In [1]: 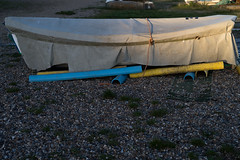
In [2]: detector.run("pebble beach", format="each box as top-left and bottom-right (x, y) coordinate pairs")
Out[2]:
(0, 0), (240, 159)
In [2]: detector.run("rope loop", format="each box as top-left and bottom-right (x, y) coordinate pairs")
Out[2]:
(142, 18), (154, 77)
(149, 38), (154, 45)
(146, 18), (154, 45)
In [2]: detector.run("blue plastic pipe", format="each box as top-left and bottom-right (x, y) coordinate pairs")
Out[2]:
(184, 72), (195, 80)
(29, 66), (142, 82)
(111, 74), (128, 84)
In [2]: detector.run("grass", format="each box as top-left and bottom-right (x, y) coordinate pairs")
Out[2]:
(135, 119), (141, 125)
(81, 6), (105, 10)
(99, 128), (119, 139)
(9, 82), (17, 86)
(108, 139), (120, 146)
(206, 150), (222, 160)
(54, 129), (67, 141)
(150, 108), (168, 118)
(125, 0), (145, 2)
(149, 139), (176, 150)
(119, 95), (132, 101)
(34, 87), (42, 91)
(0, 0), (30, 10)
(177, 2), (214, 10)
(97, 128), (119, 146)
(121, 95), (141, 109)
(132, 111), (142, 117)
(130, 97), (141, 102)
(129, 102), (138, 109)
(99, 154), (115, 160)
(175, 2), (233, 13)
(190, 138), (205, 147)
(94, 7), (233, 19)
(56, 10), (76, 15)
(24, 96), (30, 100)
(102, 89), (116, 99)
(151, 100), (159, 105)
(22, 154), (38, 160)
(43, 99), (56, 105)
(48, 151), (64, 159)
(200, 129), (216, 139)
(27, 105), (46, 115)
(70, 147), (82, 156)
(42, 126), (51, 132)
(5, 64), (15, 68)
(176, 105), (187, 109)
(99, 128), (111, 135)
(134, 126), (145, 134)
(86, 134), (96, 143)
(95, 9), (174, 19)
(91, 0), (240, 19)
(188, 152), (199, 160)
(71, 92), (85, 97)
(220, 144), (238, 155)
(108, 132), (118, 139)
(6, 87), (20, 93)
(20, 128), (31, 133)
(119, 95), (140, 102)
(146, 119), (156, 126)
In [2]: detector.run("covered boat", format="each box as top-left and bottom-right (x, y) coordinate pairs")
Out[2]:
(4, 15), (238, 72)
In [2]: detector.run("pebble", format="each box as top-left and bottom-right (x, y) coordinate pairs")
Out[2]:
(0, 6), (240, 160)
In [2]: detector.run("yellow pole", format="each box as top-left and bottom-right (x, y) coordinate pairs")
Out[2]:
(37, 70), (69, 75)
(236, 65), (240, 74)
(129, 61), (224, 78)
(195, 70), (208, 77)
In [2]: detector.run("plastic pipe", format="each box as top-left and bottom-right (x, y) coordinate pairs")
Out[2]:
(29, 66), (142, 82)
(130, 61), (224, 78)
(236, 65), (240, 74)
(111, 74), (128, 84)
(184, 72), (195, 80)
(37, 66), (127, 75)
(195, 70), (208, 77)
(37, 70), (69, 75)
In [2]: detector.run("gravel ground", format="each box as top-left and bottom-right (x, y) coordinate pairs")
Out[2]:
(1, 1), (240, 160)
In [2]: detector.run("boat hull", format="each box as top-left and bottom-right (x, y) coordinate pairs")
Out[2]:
(5, 15), (238, 72)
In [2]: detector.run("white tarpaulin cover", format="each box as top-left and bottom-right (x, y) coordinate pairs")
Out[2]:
(4, 15), (238, 72)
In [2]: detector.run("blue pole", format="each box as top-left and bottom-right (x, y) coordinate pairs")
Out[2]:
(111, 74), (128, 84)
(184, 72), (195, 80)
(29, 66), (142, 82)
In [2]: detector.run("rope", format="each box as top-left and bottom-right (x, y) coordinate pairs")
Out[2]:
(142, 18), (154, 77)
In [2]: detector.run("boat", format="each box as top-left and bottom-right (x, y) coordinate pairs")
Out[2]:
(185, 0), (221, 5)
(4, 15), (238, 72)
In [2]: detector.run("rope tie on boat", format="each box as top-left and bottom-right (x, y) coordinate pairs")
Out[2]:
(143, 18), (154, 77)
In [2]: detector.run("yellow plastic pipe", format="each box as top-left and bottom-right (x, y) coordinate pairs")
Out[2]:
(236, 65), (240, 74)
(129, 61), (224, 78)
(37, 70), (69, 75)
(195, 70), (208, 77)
